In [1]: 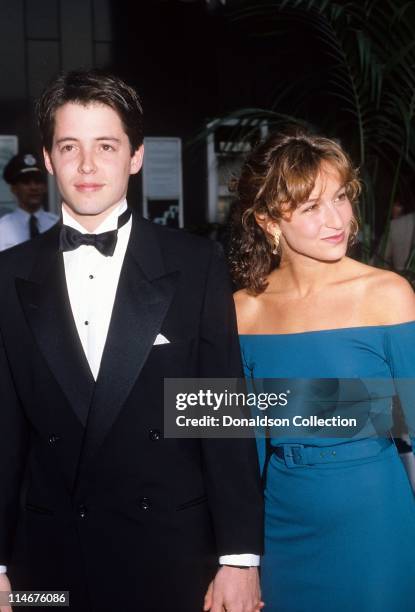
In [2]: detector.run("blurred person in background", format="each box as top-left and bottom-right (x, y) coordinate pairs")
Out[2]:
(0, 152), (58, 251)
(384, 207), (415, 272)
(383, 187), (415, 273)
(391, 198), (404, 220)
(383, 196), (415, 491)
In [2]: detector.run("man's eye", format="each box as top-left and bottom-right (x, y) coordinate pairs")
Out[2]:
(101, 144), (114, 151)
(61, 144), (74, 152)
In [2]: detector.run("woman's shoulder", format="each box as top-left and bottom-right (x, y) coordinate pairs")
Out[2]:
(233, 288), (263, 333)
(233, 287), (261, 309)
(352, 261), (415, 325)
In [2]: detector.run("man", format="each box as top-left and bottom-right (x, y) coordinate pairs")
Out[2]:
(382, 207), (415, 494)
(0, 153), (58, 251)
(384, 210), (415, 271)
(0, 71), (263, 612)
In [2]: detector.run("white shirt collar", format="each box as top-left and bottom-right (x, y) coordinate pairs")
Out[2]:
(61, 199), (128, 234)
(15, 207), (42, 221)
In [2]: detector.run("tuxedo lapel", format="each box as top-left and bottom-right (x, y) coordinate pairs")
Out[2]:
(78, 215), (179, 471)
(15, 225), (95, 426)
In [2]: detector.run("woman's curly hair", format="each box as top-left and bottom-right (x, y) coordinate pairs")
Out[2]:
(229, 129), (361, 295)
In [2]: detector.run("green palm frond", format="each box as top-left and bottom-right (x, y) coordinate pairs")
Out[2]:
(202, 0), (415, 263)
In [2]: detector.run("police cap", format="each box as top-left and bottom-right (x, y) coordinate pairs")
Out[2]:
(3, 152), (46, 184)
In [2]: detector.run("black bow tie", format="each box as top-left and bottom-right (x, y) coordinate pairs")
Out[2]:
(60, 208), (131, 257)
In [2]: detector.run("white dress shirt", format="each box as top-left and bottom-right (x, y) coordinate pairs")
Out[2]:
(0, 207), (58, 251)
(0, 201), (259, 573)
(62, 200), (131, 380)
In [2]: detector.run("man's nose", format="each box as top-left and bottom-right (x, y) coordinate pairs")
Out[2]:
(78, 151), (96, 174)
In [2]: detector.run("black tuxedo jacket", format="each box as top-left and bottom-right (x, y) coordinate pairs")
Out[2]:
(0, 213), (263, 611)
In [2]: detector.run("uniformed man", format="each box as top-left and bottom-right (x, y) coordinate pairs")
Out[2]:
(0, 152), (58, 251)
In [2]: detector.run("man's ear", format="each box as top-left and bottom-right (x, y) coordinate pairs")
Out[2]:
(130, 144), (144, 175)
(254, 211), (279, 238)
(43, 148), (54, 175)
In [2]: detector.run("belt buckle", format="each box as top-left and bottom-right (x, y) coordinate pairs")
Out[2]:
(283, 444), (306, 468)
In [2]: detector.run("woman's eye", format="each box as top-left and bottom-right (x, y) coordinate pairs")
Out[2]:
(303, 204), (318, 213)
(335, 192), (347, 203)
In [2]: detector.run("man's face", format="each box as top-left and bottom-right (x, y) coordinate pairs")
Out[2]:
(43, 102), (143, 230)
(11, 175), (47, 213)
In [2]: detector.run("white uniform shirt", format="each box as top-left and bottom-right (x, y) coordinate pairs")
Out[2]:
(0, 208), (58, 251)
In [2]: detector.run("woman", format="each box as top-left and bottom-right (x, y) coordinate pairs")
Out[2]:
(231, 131), (415, 612)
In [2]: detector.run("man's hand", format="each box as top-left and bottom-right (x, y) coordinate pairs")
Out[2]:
(0, 573), (12, 612)
(203, 566), (264, 612)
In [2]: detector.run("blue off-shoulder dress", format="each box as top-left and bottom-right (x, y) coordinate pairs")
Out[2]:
(240, 322), (415, 612)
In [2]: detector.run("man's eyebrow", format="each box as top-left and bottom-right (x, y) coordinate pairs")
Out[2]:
(55, 137), (78, 144)
(55, 136), (121, 144)
(96, 137), (121, 142)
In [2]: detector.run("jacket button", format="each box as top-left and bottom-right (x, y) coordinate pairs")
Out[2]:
(78, 505), (88, 519)
(139, 497), (151, 511)
(49, 434), (60, 444)
(149, 429), (161, 441)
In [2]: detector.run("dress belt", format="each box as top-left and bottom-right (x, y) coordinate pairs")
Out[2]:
(272, 438), (393, 468)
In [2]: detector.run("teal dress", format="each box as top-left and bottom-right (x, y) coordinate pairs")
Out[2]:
(240, 322), (415, 612)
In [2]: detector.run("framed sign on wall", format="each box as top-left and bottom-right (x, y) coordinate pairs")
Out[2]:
(142, 137), (183, 228)
(0, 136), (18, 216)
(206, 120), (268, 225)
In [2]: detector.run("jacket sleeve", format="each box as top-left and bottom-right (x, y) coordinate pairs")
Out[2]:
(0, 328), (29, 565)
(198, 242), (264, 556)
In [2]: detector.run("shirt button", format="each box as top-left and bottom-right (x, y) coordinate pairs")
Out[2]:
(84, 321), (89, 326)
(78, 505), (88, 519)
(89, 275), (94, 279)
(139, 497), (151, 511)
(48, 434), (60, 444)
(149, 429), (161, 441)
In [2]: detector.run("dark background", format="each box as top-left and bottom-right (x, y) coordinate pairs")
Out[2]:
(0, 0), (332, 228)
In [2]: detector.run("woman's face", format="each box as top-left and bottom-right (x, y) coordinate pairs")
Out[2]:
(278, 163), (353, 262)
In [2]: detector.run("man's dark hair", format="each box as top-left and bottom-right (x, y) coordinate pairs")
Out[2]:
(36, 69), (144, 154)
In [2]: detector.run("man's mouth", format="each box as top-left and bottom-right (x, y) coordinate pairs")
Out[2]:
(74, 183), (104, 192)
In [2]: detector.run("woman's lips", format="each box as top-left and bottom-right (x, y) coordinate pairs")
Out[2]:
(74, 183), (104, 192)
(322, 231), (345, 244)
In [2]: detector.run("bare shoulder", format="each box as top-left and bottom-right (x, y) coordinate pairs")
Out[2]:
(361, 266), (415, 325)
(233, 288), (262, 333)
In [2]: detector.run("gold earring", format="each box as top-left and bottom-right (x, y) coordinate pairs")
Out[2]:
(272, 229), (281, 254)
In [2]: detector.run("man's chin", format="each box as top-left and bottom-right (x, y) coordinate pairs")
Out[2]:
(73, 208), (115, 218)
(64, 201), (110, 217)
(62, 200), (123, 228)
(24, 202), (43, 212)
